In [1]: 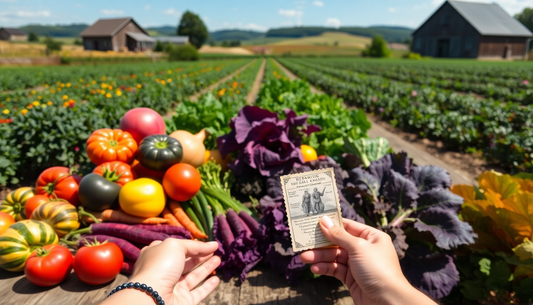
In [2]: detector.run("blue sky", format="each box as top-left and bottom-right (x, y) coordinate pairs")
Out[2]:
(0, 0), (531, 31)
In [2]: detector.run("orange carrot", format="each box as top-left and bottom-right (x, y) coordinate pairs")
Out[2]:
(162, 207), (183, 227)
(101, 210), (169, 225)
(168, 201), (208, 239)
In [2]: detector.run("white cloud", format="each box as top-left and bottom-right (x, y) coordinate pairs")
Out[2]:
(325, 17), (341, 28)
(144, 5), (151, 10)
(0, 10), (51, 17)
(100, 9), (124, 15)
(313, 1), (324, 6)
(431, 0), (444, 6)
(388, 7), (397, 12)
(244, 23), (268, 31)
(163, 8), (181, 17)
(278, 9), (303, 17)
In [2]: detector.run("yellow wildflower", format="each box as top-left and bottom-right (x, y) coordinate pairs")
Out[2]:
(116, 90), (122, 97)
(44, 84), (49, 88)
(106, 93), (112, 98)
(41, 104), (46, 108)
(101, 90), (106, 95)
(57, 87), (62, 92)
(21, 109), (28, 115)
(160, 80), (166, 85)
(101, 83), (108, 89)
(5, 98), (10, 102)
(27, 104), (33, 109)
(79, 78), (84, 82)
(2, 109), (9, 114)
(31, 90), (36, 94)
(136, 84), (142, 89)
(167, 78), (172, 83)
(66, 83), (71, 88)
(218, 88), (226, 96)
(62, 95), (68, 100)
(37, 96), (42, 100)
(92, 80), (97, 84)
(102, 76), (107, 81)
(50, 89), (56, 94)
(60, 83), (65, 88)
(32, 101), (40, 106)
(108, 85), (113, 90)
(47, 101), (53, 106)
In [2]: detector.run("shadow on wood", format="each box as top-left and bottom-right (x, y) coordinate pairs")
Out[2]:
(12, 277), (54, 294)
(0, 269), (23, 280)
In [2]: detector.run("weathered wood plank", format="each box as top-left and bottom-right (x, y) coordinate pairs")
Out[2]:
(200, 274), (241, 305)
(238, 266), (291, 305)
(74, 274), (128, 305)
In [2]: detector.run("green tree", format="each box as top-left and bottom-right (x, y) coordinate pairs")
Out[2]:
(73, 38), (83, 45)
(168, 45), (199, 61)
(28, 32), (38, 42)
(44, 37), (63, 52)
(515, 8), (533, 32)
(177, 11), (208, 49)
(153, 40), (164, 52)
(363, 35), (391, 58)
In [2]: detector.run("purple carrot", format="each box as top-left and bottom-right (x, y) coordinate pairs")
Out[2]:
(121, 260), (135, 274)
(76, 223), (170, 245)
(79, 234), (141, 261)
(217, 214), (234, 251)
(238, 211), (261, 239)
(133, 224), (192, 239)
(226, 209), (251, 237)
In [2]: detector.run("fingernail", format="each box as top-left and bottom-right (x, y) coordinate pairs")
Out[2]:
(321, 216), (334, 229)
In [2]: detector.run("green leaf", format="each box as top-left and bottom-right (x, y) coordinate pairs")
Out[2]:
(479, 258), (491, 276)
(344, 136), (391, 167)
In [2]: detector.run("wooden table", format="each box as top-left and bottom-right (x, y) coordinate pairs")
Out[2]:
(0, 265), (354, 305)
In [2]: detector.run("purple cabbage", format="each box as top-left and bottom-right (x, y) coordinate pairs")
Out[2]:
(217, 106), (321, 177)
(213, 212), (263, 282)
(343, 152), (476, 300)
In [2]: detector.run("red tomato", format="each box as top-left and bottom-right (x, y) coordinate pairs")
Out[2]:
(73, 242), (123, 285)
(131, 159), (165, 181)
(35, 167), (81, 206)
(86, 129), (138, 166)
(163, 163), (201, 201)
(120, 108), (166, 144)
(25, 195), (50, 219)
(0, 212), (15, 235)
(93, 161), (136, 187)
(25, 244), (73, 287)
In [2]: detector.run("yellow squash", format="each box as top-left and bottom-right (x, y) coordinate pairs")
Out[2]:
(31, 201), (80, 237)
(0, 187), (35, 221)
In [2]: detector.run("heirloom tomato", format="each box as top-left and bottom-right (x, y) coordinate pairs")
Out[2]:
(86, 129), (138, 166)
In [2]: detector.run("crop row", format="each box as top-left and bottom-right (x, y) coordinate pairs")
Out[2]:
(302, 58), (533, 104)
(0, 60), (252, 186)
(278, 58), (533, 172)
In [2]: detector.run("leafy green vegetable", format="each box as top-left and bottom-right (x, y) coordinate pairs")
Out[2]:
(343, 137), (391, 167)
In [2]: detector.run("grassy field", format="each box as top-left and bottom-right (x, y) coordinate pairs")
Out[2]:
(272, 32), (371, 48)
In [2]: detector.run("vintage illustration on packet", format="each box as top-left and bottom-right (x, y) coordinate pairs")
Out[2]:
(280, 168), (343, 252)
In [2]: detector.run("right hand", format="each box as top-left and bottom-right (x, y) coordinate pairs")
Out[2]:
(300, 217), (436, 305)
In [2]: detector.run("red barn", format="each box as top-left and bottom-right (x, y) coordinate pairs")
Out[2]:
(411, 0), (533, 59)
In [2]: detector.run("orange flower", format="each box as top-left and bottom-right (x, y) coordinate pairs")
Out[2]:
(21, 109), (28, 115)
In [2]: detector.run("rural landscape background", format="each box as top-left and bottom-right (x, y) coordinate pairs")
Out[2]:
(1, 1), (533, 305)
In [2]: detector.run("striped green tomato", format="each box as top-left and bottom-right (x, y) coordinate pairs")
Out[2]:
(0, 220), (58, 272)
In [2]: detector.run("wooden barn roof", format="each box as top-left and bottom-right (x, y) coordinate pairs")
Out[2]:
(80, 17), (148, 37)
(0, 28), (26, 35)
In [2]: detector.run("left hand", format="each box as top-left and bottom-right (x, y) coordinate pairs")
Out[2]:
(129, 239), (221, 305)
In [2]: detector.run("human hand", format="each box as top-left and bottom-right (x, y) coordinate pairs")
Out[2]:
(104, 238), (220, 305)
(300, 217), (436, 305)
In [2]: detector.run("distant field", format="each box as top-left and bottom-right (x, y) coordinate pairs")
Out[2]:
(272, 32), (372, 48)
(241, 37), (287, 45)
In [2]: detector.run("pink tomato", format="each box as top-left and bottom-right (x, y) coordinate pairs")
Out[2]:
(119, 108), (166, 144)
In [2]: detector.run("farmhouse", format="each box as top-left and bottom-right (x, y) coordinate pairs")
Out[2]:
(411, 0), (533, 59)
(80, 17), (154, 52)
(0, 28), (28, 41)
(154, 36), (189, 46)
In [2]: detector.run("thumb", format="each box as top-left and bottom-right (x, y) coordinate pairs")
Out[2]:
(319, 216), (362, 253)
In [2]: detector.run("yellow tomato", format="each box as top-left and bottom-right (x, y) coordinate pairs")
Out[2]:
(119, 178), (165, 217)
(301, 145), (318, 163)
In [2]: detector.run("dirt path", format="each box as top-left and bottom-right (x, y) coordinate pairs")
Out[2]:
(273, 59), (323, 94)
(163, 60), (256, 119)
(273, 59), (479, 185)
(246, 59), (266, 104)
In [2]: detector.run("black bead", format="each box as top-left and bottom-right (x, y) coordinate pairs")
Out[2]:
(133, 282), (140, 289)
(127, 282), (134, 288)
(146, 287), (153, 293)
(158, 300), (165, 305)
(121, 283), (128, 289)
(140, 284), (147, 291)
(152, 291), (159, 298)
(116, 286), (122, 291)
(155, 295), (162, 302)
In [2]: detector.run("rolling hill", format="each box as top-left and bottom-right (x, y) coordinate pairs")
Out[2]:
(272, 32), (371, 48)
(266, 26), (413, 43)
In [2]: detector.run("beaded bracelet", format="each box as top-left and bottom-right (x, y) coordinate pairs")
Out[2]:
(107, 281), (165, 305)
